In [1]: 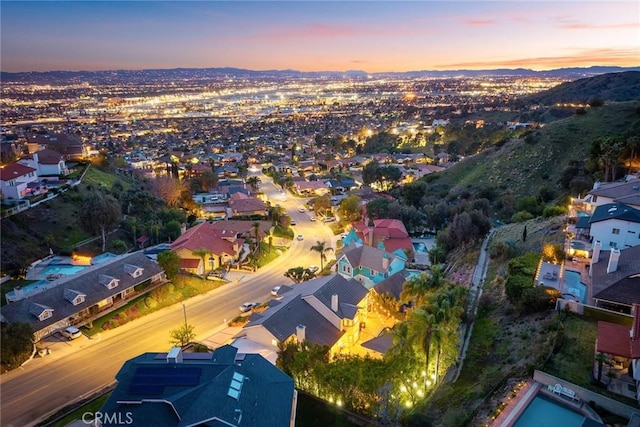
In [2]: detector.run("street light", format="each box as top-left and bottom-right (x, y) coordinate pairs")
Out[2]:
(181, 302), (188, 328)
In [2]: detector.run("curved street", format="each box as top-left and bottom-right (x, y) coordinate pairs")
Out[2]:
(0, 173), (338, 427)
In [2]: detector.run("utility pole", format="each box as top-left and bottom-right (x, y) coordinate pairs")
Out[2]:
(181, 302), (188, 327)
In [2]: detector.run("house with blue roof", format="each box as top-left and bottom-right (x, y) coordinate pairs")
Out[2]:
(336, 241), (408, 289)
(99, 345), (297, 427)
(588, 203), (640, 250)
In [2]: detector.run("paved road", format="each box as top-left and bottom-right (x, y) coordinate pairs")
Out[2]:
(0, 174), (338, 427)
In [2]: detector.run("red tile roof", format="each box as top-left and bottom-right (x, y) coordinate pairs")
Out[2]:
(171, 222), (243, 256)
(0, 163), (37, 181)
(596, 321), (631, 358)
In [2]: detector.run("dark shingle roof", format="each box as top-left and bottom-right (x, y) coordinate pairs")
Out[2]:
(0, 252), (163, 334)
(589, 203), (640, 224)
(374, 269), (414, 300)
(592, 246), (640, 305)
(100, 345), (295, 427)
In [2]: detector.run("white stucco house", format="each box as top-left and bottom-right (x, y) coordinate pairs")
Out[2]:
(0, 163), (39, 200)
(588, 203), (640, 250)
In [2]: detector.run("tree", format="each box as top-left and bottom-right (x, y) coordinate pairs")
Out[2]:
(246, 176), (260, 192)
(366, 198), (392, 220)
(400, 266), (445, 308)
(310, 241), (333, 271)
(153, 176), (187, 207)
(1, 322), (34, 370)
(284, 267), (314, 283)
(158, 250), (181, 279)
(192, 248), (211, 275)
(80, 192), (121, 252)
(169, 323), (196, 347)
(522, 225), (528, 242)
(337, 195), (363, 223)
(362, 160), (380, 187)
(313, 195), (331, 217)
(252, 222), (261, 254)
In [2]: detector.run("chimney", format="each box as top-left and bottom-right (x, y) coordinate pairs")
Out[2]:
(180, 223), (187, 235)
(592, 241), (601, 263)
(166, 347), (183, 364)
(296, 324), (306, 342)
(331, 294), (339, 312)
(593, 180), (601, 190)
(607, 248), (621, 274)
(13, 286), (24, 300)
(33, 152), (39, 165)
(382, 253), (390, 270)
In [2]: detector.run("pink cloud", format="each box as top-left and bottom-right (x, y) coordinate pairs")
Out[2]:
(438, 47), (640, 70)
(464, 19), (495, 27)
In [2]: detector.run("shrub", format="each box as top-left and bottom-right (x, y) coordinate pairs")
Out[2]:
(543, 205), (568, 218)
(511, 211), (534, 223)
(145, 296), (158, 309)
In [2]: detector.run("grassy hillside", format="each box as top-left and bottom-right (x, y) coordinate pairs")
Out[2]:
(523, 71), (640, 105)
(432, 100), (640, 199)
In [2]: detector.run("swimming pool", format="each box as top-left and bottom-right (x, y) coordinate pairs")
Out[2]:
(412, 242), (427, 253)
(571, 241), (586, 250)
(563, 271), (587, 303)
(39, 264), (87, 277)
(514, 395), (585, 427)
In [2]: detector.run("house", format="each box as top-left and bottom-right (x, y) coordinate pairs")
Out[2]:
(235, 274), (369, 358)
(26, 132), (88, 161)
(0, 163), (39, 200)
(171, 222), (247, 273)
(588, 203), (640, 251)
(595, 303), (640, 402)
(577, 179), (640, 214)
(351, 218), (414, 257)
(99, 345), (297, 427)
(591, 245), (640, 312)
(0, 252), (164, 341)
(18, 149), (68, 176)
(324, 178), (357, 194)
(372, 269), (420, 312)
(336, 242), (408, 289)
(293, 180), (330, 196)
(228, 194), (267, 218)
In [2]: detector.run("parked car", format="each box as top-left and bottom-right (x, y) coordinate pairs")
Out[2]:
(290, 219), (296, 226)
(309, 216), (316, 221)
(323, 217), (336, 223)
(60, 326), (82, 340)
(239, 302), (259, 313)
(297, 234), (304, 241)
(298, 207), (305, 213)
(271, 286), (282, 297)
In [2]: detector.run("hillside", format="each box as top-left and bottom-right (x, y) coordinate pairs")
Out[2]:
(432, 100), (640, 200)
(522, 71), (640, 105)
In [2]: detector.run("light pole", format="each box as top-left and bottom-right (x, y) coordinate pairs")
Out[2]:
(181, 302), (188, 328)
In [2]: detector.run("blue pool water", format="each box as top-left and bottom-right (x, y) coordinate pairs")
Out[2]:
(514, 395), (585, 427)
(563, 271), (587, 303)
(571, 241), (586, 250)
(40, 265), (87, 276)
(412, 242), (427, 253)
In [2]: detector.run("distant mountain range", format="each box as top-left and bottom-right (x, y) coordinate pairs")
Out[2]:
(2, 66), (640, 85)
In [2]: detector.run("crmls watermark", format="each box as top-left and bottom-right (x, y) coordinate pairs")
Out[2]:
(81, 411), (134, 425)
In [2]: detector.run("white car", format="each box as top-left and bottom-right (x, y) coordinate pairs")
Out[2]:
(60, 326), (82, 340)
(309, 216), (316, 221)
(298, 207), (305, 213)
(271, 286), (281, 297)
(297, 234), (304, 241)
(239, 302), (259, 313)
(290, 219), (296, 226)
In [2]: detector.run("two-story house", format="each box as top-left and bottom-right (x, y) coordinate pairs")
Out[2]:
(336, 242), (408, 289)
(0, 163), (39, 200)
(100, 345), (297, 427)
(234, 274), (369, 359)
(588, 203), (640, 251)
(591, 244), (640, 312)
(18, 149), (68, 177)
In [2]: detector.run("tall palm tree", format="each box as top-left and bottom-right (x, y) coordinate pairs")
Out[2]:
(310, 240), (333, 271)
(400, 265), (446, 308)
(191, 248), (211, 276)
(408, 308), (436, 389)
(252, 222), (261, 254)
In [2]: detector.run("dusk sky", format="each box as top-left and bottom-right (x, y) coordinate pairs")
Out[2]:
(1, 1), (639, 73)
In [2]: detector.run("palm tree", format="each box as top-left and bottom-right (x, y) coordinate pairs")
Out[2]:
(246, 176), (260, 192)
(266, 229), (273, 253)
(252, 222), (261, 254)
(310, 240), (333, 272)
(408, 308), (436, 390)
(191, 248), (211, 276)
(400, 265), (446, 308)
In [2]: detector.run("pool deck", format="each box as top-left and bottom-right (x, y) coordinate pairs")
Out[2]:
(411, 237), (435, 266)
(492, 380), (540, 426)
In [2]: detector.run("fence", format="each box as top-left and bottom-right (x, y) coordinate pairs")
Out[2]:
(556, 299), (633, 325)
(533, 370), (640, 420)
